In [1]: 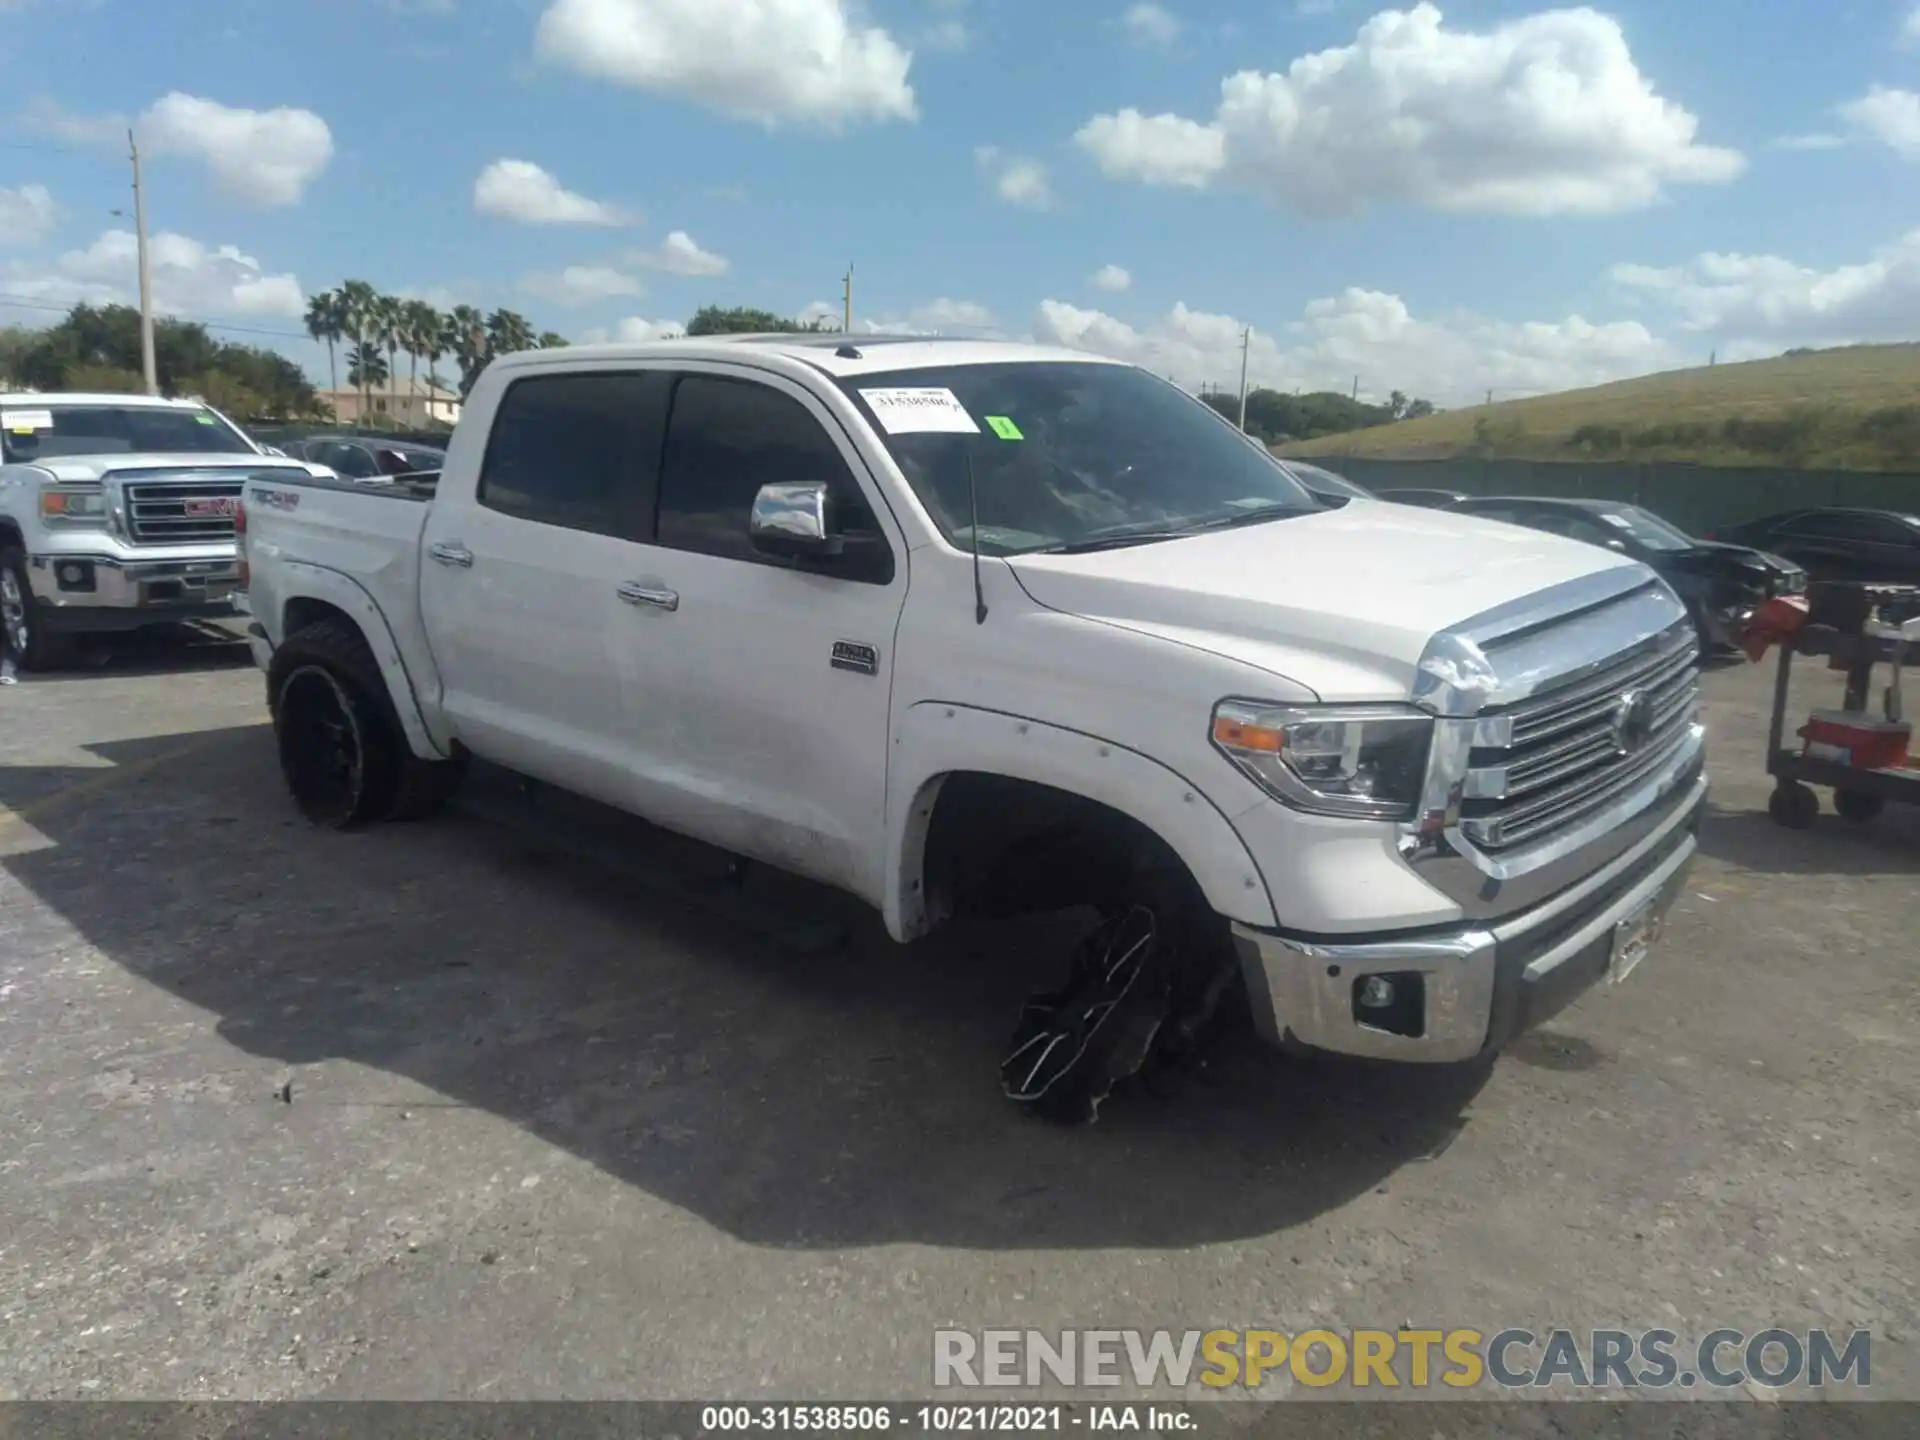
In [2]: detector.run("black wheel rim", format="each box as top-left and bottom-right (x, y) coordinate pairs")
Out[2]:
(279, 665), (364, 822)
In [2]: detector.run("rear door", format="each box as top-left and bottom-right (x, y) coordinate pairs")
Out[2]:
(418, 368), (670, 801)
(606, 366), (909, 901)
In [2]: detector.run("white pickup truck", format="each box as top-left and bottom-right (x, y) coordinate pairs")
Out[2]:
(241, 336), (1707, 1119)
(0, 392), (334, 669)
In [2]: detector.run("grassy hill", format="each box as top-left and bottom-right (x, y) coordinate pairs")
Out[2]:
(1279, 343), (1920, 471)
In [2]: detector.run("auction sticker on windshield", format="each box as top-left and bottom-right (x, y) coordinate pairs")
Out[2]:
(859, 387), (981, 435)
(2, 409), (53, 432)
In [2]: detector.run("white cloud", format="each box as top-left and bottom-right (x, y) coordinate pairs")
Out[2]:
(474, 159), (634, 225)
(975, 146), (1054, 209)
(1034, 292), (1673, 406)
(1090, 263), (1132, 293)
(534, 0), (916, 128)
(1610, 229), (1920, 347)
(521, 264), (646, 306)
(138, 93), (334, 206)
(902, 297), (997, 331)
(628, 229), (729, 276)
(580, 316), (689, 342)
(1905, 4), (1920, 42)
(1123, 3), (1180, 46)
(1837, 86), (1920, 160)
(798, 299), (840, 328)
(0, 185), (55, 247)
(2, 228), (306, 319)
(1076, 2), (1743, 216)
(801, 296), (998, 335)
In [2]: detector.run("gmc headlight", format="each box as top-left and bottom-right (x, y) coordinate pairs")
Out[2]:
(1211, 701), (1433, 821)
(40, 486), (108, 525)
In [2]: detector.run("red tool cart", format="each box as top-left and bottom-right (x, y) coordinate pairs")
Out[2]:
(1745, 582), (1920, 829)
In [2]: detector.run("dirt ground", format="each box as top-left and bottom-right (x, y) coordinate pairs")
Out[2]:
(1, 627), (1915, 1418)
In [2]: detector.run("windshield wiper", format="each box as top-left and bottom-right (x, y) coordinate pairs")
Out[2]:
(1184, 502), (1316, 532)
(1036, 530), (1193, 555)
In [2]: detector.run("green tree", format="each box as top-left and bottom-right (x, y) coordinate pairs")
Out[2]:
(371, 293), (402, 409)
(444, 305), (489, 399)
(685, 305), (811, 336)
(337, 279), (379, 418)
(305, 290), (346, 399)
(485, 308), (535, 358)
(399, 299), (443, 414)
(537, 331), (569, 349)
(346, 342), (389, 394)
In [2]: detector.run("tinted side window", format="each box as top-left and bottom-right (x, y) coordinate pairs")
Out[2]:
(317, 441), (378, 479)
(1791, 512), (1862, 540)
(656, 374), (882, 565)
(478, 372), (665, 537)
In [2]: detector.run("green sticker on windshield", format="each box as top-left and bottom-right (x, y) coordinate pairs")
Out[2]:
(985, 415), (1023, 440)
(195, 413), (217, 424)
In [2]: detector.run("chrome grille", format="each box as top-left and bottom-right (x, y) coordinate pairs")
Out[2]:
(125, 479), (244, 544)
(1460, 622), (1700, 853)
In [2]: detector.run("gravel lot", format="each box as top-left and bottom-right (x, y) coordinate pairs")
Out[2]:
(1, 628), (1915, 1414)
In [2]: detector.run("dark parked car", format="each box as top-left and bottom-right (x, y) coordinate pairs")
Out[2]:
(1274, 459), (1375, 507)
(1704, 507), (1920, 586)
(1377, 487), (1469, 509)
(1447, 495), (1806, 651)
(282, 436), (447, 481)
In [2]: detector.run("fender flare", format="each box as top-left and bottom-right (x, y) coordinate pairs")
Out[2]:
(883, 701), (1277, 942)
(273, 560), (448, 762)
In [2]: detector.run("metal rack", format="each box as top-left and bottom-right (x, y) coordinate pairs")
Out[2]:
(1765, 603), (1920, 828)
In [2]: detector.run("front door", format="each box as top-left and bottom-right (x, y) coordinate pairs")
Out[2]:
(607, 366), (909, 903)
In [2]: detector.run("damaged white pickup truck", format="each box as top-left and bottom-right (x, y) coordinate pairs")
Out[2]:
(240, 336), (1707, 1120)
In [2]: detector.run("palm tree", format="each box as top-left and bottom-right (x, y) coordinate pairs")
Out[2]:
(370, 294), (402, 426)
(304, 289), (345, 399)
(399, 300), (442, 420)
(485, 308), (536, 360)
(337, 279), (379, 422)
(445, 305), (488, 399)
(346, 342), (389, 394)
(537, 331), (569, 349)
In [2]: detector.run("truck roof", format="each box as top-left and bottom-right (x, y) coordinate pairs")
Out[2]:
(1, 391), (211, 409)
(490, 334), (1128, 380)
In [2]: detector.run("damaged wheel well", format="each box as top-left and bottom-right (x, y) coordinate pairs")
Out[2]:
(920, 771), (1207, 926)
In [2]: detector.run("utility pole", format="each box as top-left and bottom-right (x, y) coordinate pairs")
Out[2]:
(1485, 388), (1493, 407)
(842, 265), (853, 333)
(1235, 326), (1251, 432)
(128, 128), (158, 396)
(1350, 374), (1359, 401)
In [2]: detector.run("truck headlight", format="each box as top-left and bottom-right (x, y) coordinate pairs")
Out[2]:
(40, 486), (108, 525)
(1211, 701), (1433, 821)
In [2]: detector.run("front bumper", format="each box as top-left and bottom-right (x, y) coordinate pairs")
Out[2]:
(26, 552), (242, 628)
(1231, 770), (1706, 1063)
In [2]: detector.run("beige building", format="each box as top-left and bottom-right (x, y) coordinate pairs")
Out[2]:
(319, 379), (462, 428)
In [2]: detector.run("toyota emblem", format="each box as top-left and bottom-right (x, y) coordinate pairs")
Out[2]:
(1609, 689), (1657, 756)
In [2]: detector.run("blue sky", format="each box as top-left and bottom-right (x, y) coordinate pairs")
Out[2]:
(3, 0), (1918, 405)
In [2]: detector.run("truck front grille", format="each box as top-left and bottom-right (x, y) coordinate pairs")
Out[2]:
(1460, 623), (1700, 853)
(125, 479), (244, 544)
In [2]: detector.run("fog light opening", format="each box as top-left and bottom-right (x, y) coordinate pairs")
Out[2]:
(55, 561), (96, 593)
(1352, 970), (1425, 1039)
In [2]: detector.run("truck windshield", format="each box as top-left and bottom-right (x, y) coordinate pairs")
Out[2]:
(1592, 505), (1695, 552)
(0, 404), (256, 463)
(837, 361), (1316, 556)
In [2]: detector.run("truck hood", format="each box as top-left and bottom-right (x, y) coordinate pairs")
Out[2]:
(34, 453), (326, 483)
(1005, 504), (1646, 697)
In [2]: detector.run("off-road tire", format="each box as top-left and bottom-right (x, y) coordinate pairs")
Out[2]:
(266, 618), (464, 827)
(1, 544), (80, 672)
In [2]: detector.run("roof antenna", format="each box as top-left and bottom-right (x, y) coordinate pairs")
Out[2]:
(966, 445), (988, 625)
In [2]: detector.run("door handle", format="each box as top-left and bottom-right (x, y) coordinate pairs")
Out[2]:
(617, 581), (679, 612)
(427, 541), (474, 568)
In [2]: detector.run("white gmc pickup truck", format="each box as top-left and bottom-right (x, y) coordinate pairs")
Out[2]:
(241, 336), (1707, 1120)
(0, 392), (333, 670)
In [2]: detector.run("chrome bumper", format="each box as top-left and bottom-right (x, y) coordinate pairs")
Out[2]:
(1232, 771), (1706, 1063)
(27, 552), (241, 614)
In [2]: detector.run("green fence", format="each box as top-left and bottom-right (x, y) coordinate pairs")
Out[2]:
(1318, 458), (1920, 535)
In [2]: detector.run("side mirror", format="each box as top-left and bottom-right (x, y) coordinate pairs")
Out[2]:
(1607, 538), (1629, 553)
(749, 481), (844, 560)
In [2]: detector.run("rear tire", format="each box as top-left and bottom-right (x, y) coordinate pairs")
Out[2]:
(1, 544), (80, 672)
(266, 618), (464, 827)
(1834, 789), (1883, 824)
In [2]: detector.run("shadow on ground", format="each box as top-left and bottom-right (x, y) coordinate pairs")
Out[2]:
(1698, 798), (1920, 876)
(14, 622), (254, 683)
(0, 726), (1492, 1253)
